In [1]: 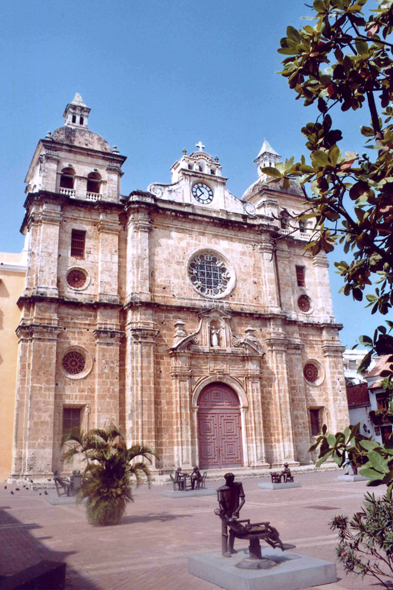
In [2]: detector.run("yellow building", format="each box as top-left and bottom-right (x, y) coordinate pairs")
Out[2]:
(0, 249), (27, 480)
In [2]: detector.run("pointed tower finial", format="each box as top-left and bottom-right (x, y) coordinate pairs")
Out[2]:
(254, 140), (281, 178)
(63, 93), (91, 129)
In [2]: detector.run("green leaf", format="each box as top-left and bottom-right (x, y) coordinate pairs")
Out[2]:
(359, 440), (380, 451)
(358, 467), (384, 480)
(263, 167), (282, 178)
(316, 450), (332, 467)
(368, 451), (390, 474)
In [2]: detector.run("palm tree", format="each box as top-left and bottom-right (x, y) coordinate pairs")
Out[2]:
(61, 424), (158, 526)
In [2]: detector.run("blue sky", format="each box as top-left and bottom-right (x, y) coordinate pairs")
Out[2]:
(0, 0), (382, 348)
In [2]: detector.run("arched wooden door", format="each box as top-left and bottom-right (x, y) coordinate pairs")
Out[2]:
(197, 383), (243, 469)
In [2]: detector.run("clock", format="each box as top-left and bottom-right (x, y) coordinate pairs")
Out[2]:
(192, 182), (213, 204)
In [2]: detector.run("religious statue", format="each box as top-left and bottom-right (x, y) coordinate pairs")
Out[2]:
(215, 473), (245, 556)
(210, 324), (221, 347)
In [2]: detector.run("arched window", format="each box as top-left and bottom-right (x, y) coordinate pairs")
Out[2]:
(87, 172), (101, 194)
(72, 115), (76, 124)
(60, 167), (75, 190)
(80, 116), (84, 125)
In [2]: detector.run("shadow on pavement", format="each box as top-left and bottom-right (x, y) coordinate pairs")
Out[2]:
(121, 512), (193, 525)
(0, 506), (100, 589)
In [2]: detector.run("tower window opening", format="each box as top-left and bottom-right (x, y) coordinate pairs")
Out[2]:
(299, 220), (306, 233)
(72, 115), (76, 123)
(60, 167), (75, 190)
(211, 168), (216, 175)
(80, 116), (84, 125)
(87, 172), (101, 194)
(71, 229), (86, 258)
(296, 265), (306, 287)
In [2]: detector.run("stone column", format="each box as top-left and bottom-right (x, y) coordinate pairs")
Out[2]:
(173, 376), (193, 468)
(265, 334), (298, 467)
(97, 213), (120, 303)
(11, 322), (61, 478)
(286, 341), (312, 464)
(322, 328), (348, 432)
(93, 327), (123, 429)
(36, 203), (62, 298)
(313, 255), (335, 321)
(127, 324), (159, 467)
(126, 207), (152, 303)
(259, 234), (281, 311)
(245, 368), (270, 468)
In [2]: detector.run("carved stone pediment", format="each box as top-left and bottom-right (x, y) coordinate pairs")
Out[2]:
(170, 310), (264, 357)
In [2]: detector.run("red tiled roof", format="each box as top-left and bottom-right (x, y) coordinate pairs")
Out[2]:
(346, 382), (370, 407)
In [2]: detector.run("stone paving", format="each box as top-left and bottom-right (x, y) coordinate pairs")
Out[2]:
(0, 470), (389, 590)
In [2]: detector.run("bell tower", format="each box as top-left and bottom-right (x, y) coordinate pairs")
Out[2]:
(63, 93), (91, 129)
(254, 140), (281, 178)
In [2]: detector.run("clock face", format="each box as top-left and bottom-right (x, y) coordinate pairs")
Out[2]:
(192, 183), (213, 204)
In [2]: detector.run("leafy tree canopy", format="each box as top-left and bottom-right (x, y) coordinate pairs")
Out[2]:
(266, 0), (393, 368)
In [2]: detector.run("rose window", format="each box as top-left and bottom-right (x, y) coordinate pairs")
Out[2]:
(298, 295), (311, 312)
(62, 351), (86, 375)
(188, 252), (232, 297)
(67, 269), (86, 289)
(304, 363), (319, 383)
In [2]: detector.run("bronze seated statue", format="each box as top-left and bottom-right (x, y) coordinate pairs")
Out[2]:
(270, 462), (294, 484)
(225, 517), (284, 560)
(215, 473), (285, 563)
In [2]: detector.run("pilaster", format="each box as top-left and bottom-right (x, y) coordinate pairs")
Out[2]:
(265, 334), (298, 466)
(170, 354), (193, 468)
(126, 320), (159, 467)
(97, 212), (120, 303)
(11, 322), (61, 477)
(126, 207), (152, 303)
(93, 327), (123, 428)
(36, 203), (62, 297)
(313, 255), (335, 320)
(322, 328), (348, 432)
(259, 234), (281, 311)
(244, 372), (269, 468)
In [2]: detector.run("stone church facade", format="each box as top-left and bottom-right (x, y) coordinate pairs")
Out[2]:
(10, 94), (349, 479)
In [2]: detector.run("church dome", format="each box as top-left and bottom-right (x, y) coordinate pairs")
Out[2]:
(242, 177), (304, 201)
(51, 125), (111, 152)
(242, 139), (304, 201)
(51, 93), (111, 153)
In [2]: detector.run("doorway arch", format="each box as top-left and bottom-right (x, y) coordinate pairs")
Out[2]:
(197, 383), (243, 469)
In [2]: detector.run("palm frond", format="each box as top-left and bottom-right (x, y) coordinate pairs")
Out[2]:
(127, 444), (158, 463)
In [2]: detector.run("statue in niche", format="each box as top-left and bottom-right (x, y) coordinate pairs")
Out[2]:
(210, 322), (221, 347)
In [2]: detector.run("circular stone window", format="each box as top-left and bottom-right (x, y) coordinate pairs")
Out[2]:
(298, 295), (311, 313)
(62, 351), (86, 375)
(60, 347), (93, 380)
(303, 361), (324, 386)
(66, 268), (89, 290)
(188, 250), (235, 298)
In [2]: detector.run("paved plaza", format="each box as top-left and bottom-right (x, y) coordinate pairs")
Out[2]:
(0, 470), (388, 590)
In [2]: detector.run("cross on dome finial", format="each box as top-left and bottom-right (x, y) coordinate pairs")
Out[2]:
(196, 141), (205, 152)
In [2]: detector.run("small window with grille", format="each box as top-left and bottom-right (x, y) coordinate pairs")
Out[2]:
(296, 265), (305, 287)
(62, 407), (81, 433)
(71, 230), (86, 258)
(309, 409), (320, 437)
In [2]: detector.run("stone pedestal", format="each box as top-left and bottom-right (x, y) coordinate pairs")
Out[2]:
(258, 481), (301, 490)
(188, 547), (337, 590)
(161, 488), (216, 498)
(338, 475), (367, 482)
